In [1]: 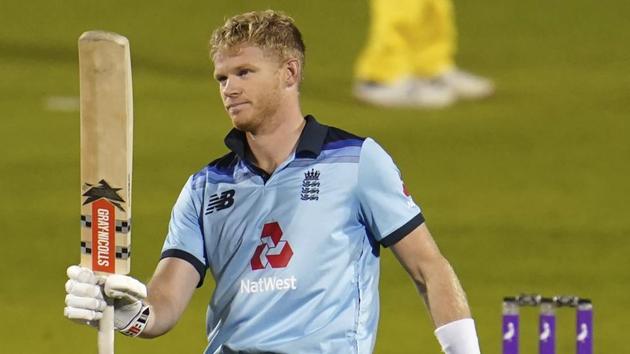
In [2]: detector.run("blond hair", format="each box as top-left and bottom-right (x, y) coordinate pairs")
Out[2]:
(209, 10), (305, 76)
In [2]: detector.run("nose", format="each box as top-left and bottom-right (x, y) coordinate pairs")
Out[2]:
(222, 76), (241, 98)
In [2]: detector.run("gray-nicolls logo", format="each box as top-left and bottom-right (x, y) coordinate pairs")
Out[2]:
(301, 169), (320, 201)
(82, 179), (126, 211)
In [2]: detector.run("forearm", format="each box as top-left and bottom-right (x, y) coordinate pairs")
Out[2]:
(139, 258), (199, 338)
(418, 256), (480, 354)
(390, 224), (480, 353)
(419, 256), (471, 327)
(141, 285), (184, 337)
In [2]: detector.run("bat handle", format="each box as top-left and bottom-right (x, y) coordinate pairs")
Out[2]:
(98, 297), (115, 354)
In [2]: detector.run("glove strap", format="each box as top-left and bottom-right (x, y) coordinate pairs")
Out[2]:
(120, 304), (151, 337)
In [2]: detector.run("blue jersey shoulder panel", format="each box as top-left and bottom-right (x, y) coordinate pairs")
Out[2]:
(322, 126), (365, 151)
(192, 152), (238, 189)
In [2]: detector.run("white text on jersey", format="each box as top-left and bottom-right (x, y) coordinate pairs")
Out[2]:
(240, 276), (297, 294)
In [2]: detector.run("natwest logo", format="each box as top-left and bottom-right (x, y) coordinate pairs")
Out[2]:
(251, 222), (293, 270)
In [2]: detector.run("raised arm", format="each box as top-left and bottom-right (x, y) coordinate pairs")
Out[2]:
(141, 257), (200, 337)
(64, 257), (199, 339)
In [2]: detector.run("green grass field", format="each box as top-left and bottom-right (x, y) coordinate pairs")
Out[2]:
(1, 0), (628, 353)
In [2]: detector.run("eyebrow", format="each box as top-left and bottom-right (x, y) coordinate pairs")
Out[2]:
(213, 64), (256, 81)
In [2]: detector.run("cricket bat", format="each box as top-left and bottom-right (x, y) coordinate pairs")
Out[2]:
(78, 30), (133, 354)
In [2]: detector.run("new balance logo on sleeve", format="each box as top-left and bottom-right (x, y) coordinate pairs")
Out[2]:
(205, 189), (235, 215)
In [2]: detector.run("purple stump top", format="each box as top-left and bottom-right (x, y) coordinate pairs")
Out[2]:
(577, 300), (593, 354)
(539, 314), (556, 354)
(502, 314), (519, 354)
(539, 298), (556, 354)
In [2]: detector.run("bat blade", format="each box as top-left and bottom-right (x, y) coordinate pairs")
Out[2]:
(79, 30), (133, 276)
(79, 30), (134, 354)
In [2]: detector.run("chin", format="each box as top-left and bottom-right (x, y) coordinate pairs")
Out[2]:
(230, 113), (257, 132)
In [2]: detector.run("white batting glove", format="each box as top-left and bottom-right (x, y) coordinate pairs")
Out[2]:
(64, 265), (151, 336)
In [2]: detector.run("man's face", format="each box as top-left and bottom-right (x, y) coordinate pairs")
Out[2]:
(213, 45), (285, 132)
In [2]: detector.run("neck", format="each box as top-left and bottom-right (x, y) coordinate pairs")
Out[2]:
(246, 104), (305, 175)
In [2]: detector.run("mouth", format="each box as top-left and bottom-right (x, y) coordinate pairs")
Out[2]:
(226, 102), (250, 111)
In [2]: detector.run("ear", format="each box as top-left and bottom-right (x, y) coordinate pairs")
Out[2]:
(284, 58), (301, 88)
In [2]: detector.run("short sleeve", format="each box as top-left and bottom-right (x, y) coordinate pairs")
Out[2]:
(160, 176), (208, 286)
(357, 138), (424, 247)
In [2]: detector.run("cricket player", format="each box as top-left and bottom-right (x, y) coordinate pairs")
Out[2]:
(65, 10), (482, 354)
(354, 0), (494, 108)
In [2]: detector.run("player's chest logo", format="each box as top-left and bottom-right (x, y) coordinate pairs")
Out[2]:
(300, 168), (320, 201)
(251, 221), (294, 270)
(205, 189), (235, 215)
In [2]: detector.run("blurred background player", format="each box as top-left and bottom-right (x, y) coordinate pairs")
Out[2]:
(353, 0), (494, 108)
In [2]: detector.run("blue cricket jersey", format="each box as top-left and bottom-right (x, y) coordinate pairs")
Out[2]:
(161, 116), (424, 354)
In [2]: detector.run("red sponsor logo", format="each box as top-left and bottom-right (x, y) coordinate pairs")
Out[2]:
(251, 222), (293, 270)
(402, 183), (410, 197)
(91, 199), (115, 273)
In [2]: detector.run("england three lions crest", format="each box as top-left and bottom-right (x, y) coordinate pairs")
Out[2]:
(301, 169), (320, 201)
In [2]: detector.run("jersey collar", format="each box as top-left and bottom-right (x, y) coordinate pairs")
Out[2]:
(224, 115), (328, 161)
